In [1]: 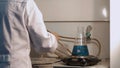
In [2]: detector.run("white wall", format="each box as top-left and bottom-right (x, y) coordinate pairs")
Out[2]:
(31, 0), (110, 59)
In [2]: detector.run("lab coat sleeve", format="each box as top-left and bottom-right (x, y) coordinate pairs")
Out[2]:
(26, 0), (58, 53)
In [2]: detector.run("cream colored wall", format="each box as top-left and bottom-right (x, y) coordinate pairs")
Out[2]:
(34, 0), (109, 21)
(30, 0), (110, 59)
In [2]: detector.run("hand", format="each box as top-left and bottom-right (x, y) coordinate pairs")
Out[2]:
(51, 31), (60, 41)
(47, 30), (60, 41)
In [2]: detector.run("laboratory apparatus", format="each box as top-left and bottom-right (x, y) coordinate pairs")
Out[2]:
(32, 25), (101, 67)
(60, 25), (101, 66)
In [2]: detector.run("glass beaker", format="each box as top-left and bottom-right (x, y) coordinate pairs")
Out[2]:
(72, 26), (89, 56)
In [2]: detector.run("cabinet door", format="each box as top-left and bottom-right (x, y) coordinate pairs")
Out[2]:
(35, 0), (109, 21)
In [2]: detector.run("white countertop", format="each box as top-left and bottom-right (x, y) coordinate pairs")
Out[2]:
(32, 58), (110, 68)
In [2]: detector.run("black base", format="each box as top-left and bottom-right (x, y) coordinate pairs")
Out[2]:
(61, 56), (101, 66)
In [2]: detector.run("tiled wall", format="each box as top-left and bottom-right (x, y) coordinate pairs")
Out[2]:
(30, 22), (110, 59)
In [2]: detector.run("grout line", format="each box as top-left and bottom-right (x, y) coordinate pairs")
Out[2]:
(44, 21), (110, 23)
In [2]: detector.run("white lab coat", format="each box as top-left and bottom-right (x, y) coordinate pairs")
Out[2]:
(0, 0), (58, 68)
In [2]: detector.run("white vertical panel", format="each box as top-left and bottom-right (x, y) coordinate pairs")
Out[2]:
(35, 0), (109, 21)
(110, 0), (120, 68)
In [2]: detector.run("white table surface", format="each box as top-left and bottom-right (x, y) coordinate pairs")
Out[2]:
(32, 58), (110, 68)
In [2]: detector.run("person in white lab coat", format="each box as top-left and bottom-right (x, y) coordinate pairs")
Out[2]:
(0, 0), (58, 68)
